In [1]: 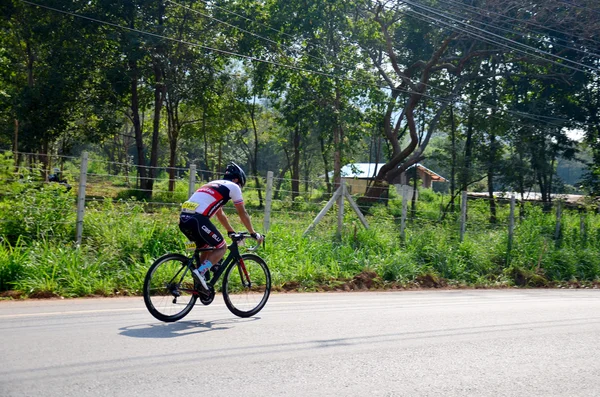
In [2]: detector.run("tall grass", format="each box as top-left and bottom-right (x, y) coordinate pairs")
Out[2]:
(1, 184), (599, 298)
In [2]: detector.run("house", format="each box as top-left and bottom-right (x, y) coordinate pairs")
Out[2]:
(338, 162), (447, 194)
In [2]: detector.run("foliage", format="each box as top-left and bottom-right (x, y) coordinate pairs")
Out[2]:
(2, 0), (600, 297)
(0, 184), (75, 245)
(1, 185), (600, 297)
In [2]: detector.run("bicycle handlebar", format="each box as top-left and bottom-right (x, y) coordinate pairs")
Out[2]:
(230, 232), (264, 252)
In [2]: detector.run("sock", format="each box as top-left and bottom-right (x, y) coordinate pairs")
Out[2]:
(198, 260), (213, 274)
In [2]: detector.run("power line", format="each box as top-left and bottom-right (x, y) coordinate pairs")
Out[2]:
(435, 0), (600, 58)
(176, 0), (593, 123)
(18, 0), (369, 87)
(166, 0), (352, 76)
(18, 0), (588, 132)
(398, 0), (599, 74)
(555, 0), (600, 15)
(195, 0), (298, 41)
(440, 0), (600, 48)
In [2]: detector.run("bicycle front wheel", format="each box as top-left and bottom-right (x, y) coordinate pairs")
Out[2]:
(222, 253), (271, 318)
(143, 253), (198, 322)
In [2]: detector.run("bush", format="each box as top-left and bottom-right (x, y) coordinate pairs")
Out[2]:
(0, 185), (75, 245)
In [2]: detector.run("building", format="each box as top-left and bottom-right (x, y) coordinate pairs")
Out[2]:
(338, 162), (447, 194)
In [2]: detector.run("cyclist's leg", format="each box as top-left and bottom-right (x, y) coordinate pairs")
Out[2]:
(179, 213), (209, 255)
(179, 213), (226, 286)
(192, 215), (227, 266)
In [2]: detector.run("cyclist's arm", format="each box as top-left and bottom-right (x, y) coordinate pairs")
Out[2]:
(234, 202), (258, 236)
(215, 208), (235, 233)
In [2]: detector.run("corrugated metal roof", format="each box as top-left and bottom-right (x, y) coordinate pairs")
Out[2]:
(338, 163), (447, 182)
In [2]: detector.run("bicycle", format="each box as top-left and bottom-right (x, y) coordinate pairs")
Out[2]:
(143, 232), (271, 322)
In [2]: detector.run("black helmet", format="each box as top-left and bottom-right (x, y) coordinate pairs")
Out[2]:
(224, 162), (247, 188)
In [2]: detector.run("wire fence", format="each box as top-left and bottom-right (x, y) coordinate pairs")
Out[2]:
(2, 150), (599, 256)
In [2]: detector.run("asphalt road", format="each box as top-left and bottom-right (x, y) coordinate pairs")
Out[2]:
(1, 289), (599, 397)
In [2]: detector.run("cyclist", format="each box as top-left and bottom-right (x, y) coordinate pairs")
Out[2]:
(179, 162), (263, 290)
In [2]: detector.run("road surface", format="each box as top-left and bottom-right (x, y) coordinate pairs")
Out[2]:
(1, 289), (599, 396)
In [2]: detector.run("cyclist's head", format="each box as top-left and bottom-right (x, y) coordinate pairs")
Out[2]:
(223, 162), (247, 188)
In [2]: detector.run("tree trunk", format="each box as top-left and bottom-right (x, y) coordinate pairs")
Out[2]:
(461, 99), (476, 192)
(320, 136), (332, 195)
(333, 109), (342, 191)
(248, 96), (263, 207)
(291, 126), (301, 200)
(449, 104), (456, 212)
(130, 59), (146, 191)
(273, 163), (291, 201)
(166, 100), (179, 192)
(202, 103), (209, 179)
(148, 60), (164, 199)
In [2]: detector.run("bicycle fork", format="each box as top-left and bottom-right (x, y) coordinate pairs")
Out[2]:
(237, 258), (251, 288)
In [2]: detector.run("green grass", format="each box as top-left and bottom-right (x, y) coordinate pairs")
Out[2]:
(1, 179), (600, 298)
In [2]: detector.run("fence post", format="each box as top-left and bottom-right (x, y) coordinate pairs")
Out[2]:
(337, 183), (345, 237)
(263, 171), (273, 234)
(579, 208), (586, 245)
(507, 194), (516, 265)
(554, 200), (563, 245)
(188, 164), (196, 198)
(400, 185), (409, 241)
(460, 191), (467, 242)
(75, 151), (88, 246)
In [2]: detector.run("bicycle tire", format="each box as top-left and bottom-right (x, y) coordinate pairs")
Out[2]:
(222, 253), (271, 318)
(143, 253), (198, 322)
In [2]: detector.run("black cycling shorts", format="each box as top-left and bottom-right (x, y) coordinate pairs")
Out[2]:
(178, 213), (226, 249)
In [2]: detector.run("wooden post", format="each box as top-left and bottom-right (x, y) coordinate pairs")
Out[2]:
(460, 191), (467, 242)
(188, 164), (196, 198)
(507, 194), (515, 265)
(580, 210), (586, 245)
(554, 200), (563, 244)
(263, 171), (274, 234)
(337, 183), (345, 237)
(304, 183), (368, 237)
(303, 186), (342, 236)
(75, 152), (89, 245)
(400, 185), (409, 241)
(343, 187), (369, 229)
(13, 119), (18, 164)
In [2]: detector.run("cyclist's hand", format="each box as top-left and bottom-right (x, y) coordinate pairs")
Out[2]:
(251, 232), (264, 242)
(227, 231), (236, 238)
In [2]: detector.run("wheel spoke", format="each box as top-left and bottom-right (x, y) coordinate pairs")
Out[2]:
(143, 254), (198, 322)
(222, 254), (271, 318)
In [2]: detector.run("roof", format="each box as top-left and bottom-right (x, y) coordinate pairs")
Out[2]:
(338, 163), (447, 182)
(339, 163), (384, 179)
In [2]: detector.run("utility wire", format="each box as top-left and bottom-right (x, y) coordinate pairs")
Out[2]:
(555, 0), (600, 15)
(398, 0), (599, 73)
(19, 0), (585, 131)
(19, 0), (379, 90)
(195, 0), (298, 41)
(433, 0), (600, 58)
(169, 0), (581, 126)
(439, 0), (600, 48)
(167, 0), (357, 77)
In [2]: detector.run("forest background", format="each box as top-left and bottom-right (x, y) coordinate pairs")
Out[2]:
(1, 0), (600, 298)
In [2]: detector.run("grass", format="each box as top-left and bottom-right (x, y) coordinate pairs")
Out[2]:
(1, 177), (600, 298)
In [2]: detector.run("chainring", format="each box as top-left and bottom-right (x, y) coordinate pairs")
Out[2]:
(199, 286), (215, 305)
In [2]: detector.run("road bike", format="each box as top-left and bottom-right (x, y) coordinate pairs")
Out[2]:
(143, 232), (271, 322)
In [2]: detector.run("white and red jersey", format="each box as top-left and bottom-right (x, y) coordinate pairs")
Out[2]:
(181, 179), (243, 217)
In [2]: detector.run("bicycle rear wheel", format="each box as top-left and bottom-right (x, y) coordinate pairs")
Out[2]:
(143, 253), (198, 322)
(222, 253), (271, 318)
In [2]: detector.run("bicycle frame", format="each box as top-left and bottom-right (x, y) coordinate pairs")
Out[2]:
(189, 234), (252, 292)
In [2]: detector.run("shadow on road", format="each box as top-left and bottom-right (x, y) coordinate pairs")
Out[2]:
(119, 317), (259, 339)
